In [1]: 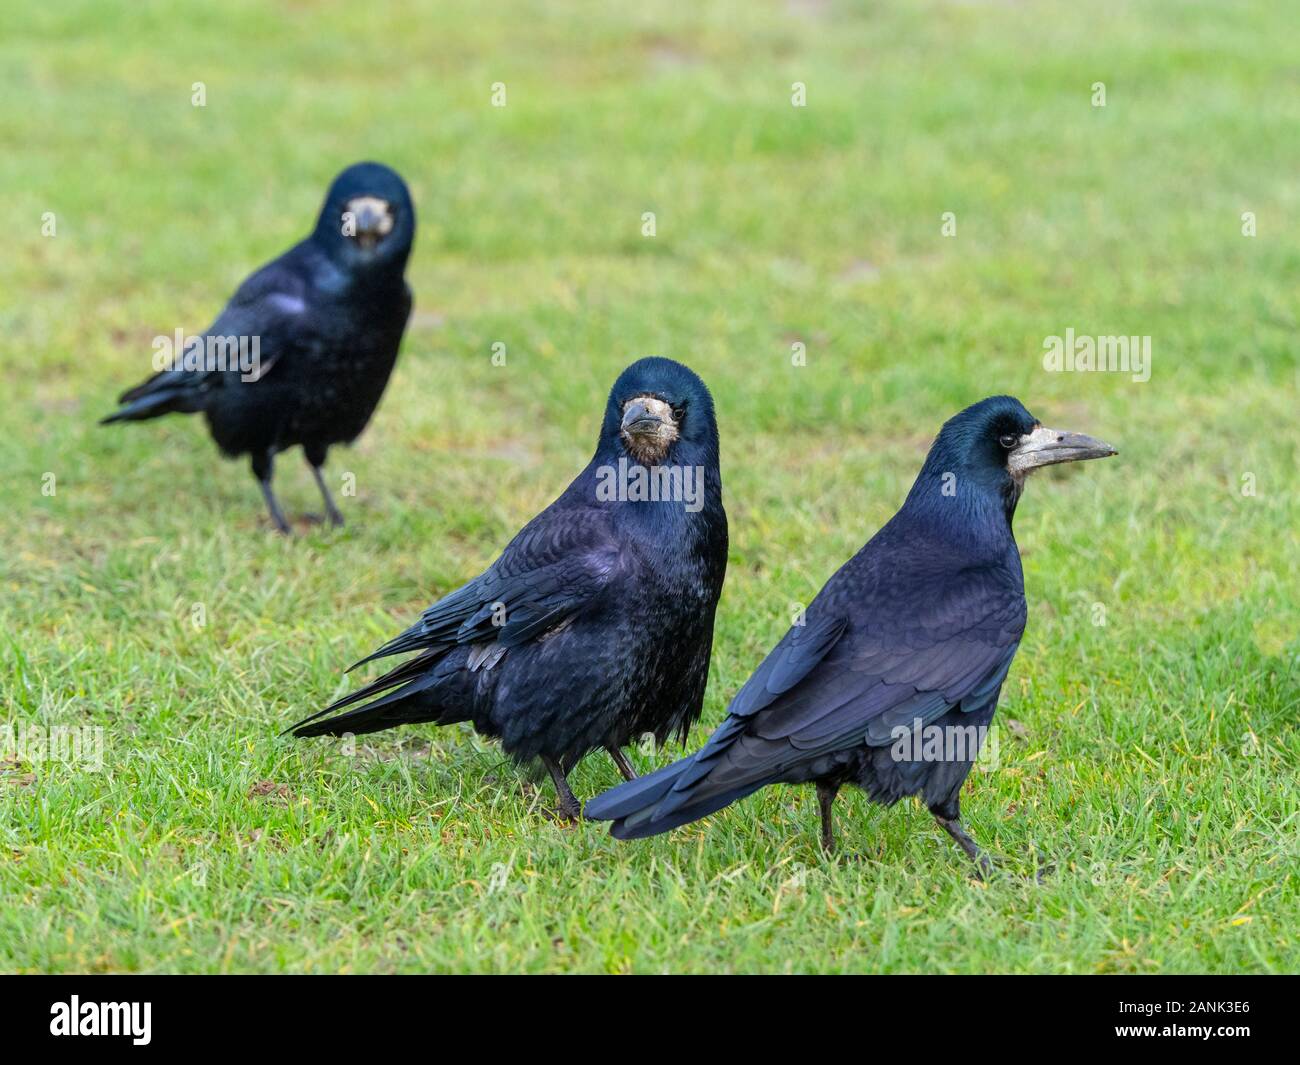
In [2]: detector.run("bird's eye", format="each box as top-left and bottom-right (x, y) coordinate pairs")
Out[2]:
(998, 433), (1019, 449)
(670, 405), (685, 423)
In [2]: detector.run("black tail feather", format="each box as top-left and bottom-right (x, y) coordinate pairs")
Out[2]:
(345, 629), (443, 673)
(584, 756), (694, 821)
(286, 648), (461, 738)
(611, 780), (770, 839)
(100, 386), (204, 424)
(586, 743), (775, 839)
(291, 650), (443, 731)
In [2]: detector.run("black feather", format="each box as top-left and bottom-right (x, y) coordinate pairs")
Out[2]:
(290, 358), (730, 810)
(100, 161), (416, 530)
(588, 395), (1113, 864)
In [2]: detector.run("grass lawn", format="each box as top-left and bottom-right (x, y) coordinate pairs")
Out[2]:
(2, 0), (1297, 973)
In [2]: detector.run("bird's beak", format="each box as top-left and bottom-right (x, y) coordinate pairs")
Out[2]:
(1008, 424), (1118, 474)
(620, 396), (678, 461)
(345, 196), (394, 249)
(621, 397), (673, 437)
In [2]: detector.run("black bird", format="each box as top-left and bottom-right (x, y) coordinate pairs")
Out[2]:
(290, 357), (729, 818)
(586, 396), (1116, 875)
(101, 162), (416, 532)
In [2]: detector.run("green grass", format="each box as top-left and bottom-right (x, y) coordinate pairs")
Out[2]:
(2, 0), (1298, 973)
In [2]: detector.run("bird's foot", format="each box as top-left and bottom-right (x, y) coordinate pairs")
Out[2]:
(971, 858), (1056, 884)
(542, 756), (584, 825)
(302, 511), (345, 528)
(307, 464), (346, 527)
(935, 816), (993, 881)
(258, 478), (292, 535)
(537, 791), (584, 824)
(818, 847), (880, 866)
(1027, 859), (1055, 883)
(545, 801), (584, 825)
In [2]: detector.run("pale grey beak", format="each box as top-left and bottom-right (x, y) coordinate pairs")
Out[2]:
(355, 203), (387, 235)
(1008, 424), (1118, 474)
(621, 398), (671, 437)
(344, 196), (395, 250)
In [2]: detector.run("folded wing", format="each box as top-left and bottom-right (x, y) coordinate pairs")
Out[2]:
(289, 505), (623, 734)
(587, 562), (1025, 836)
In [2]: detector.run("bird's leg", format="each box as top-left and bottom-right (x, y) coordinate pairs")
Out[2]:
(607, 746), (637, 782)
(933, 813), (993, 880)
(542, 756), (583, 822)
(307, 460), (345, 527)
(252, 453), (291, 535)
(816, 781), (840, 855)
